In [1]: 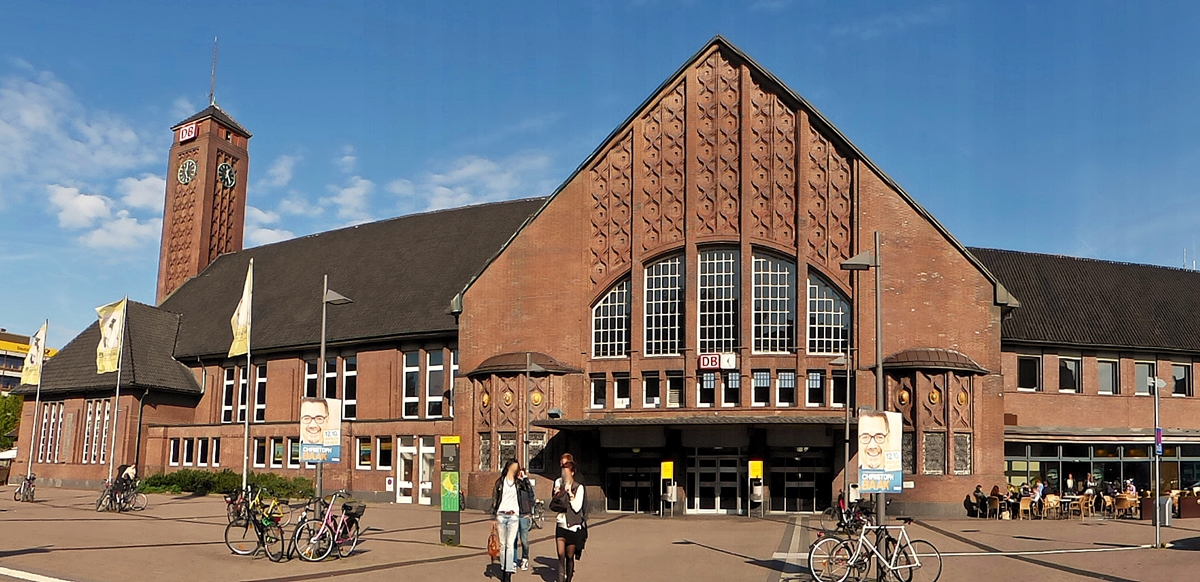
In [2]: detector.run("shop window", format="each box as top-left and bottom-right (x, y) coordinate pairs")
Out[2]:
(198, 437), (209, 467)
(666, 372), (684, 408)
(805, 371), (825, 407)
(271, 437), (285, 468)
(698, 249), (739, 353)
(253, 438), (266, 468)
(922, 432), (946, 475)
(427, 350), (445, 418)
(614, 373), (630, 409)
(343, 356), (358, 419)
(1098, 360), (1119, 395)
(807, 274), (850, 355)
(304, 360), (319, 398)
(1017, 356), (1041, 391)
(212, 438), (221, 467)
(479, 433), (493, 472)
(378, 437), (394, 471)
(1173, 364), (1191, 397)
(1136, 362), (1156, 395)
(645, 256), (683, 356)
(953, 434), (972, 475)
(169, 438), (181, 466)
(643, 373), (661, 408)
(1058, 358), (1080, 393)
(752, 253), (796, 354)
(222, 367), (236, 423)
(752, 370), (770, 407)
(777, 371), (796, 407)
(1004, 442), (1028, 458)
(254, 364), (267, 422)
(356, 437), (372, 469)
(403, 352), (420, 418)
(592, 278), (631, 358)
(498, 432), (517, 465)
(722, 371), (740, 407)
(590, 375), (607, 409)
(698, 372), (716, 407)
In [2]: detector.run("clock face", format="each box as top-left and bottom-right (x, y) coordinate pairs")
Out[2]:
(217, 162), (237, 189)
(177, 159), (197, 185)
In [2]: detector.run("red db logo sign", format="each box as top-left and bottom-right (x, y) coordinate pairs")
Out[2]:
(178, 123), (197, 143)
(698, 353), (721, 370)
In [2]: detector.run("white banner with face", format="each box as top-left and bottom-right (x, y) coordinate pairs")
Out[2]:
(299, 398), (341, 463)
(858, 410), (902, 494)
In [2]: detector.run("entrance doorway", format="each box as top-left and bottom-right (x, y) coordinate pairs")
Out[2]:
(395, 436), (436, 505)
(605, 464), (661, 513)
(769, 447), (833, 512)
(686, 449), (744, 514)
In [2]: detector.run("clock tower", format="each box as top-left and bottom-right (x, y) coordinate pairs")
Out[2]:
(155, 104), (252, 304)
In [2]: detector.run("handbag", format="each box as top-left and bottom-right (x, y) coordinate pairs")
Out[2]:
(548, 486), (572, 513)
(487, 522), (500, 562)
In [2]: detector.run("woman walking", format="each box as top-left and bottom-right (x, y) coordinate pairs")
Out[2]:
(553, 460), (586, 582)
(491, 459), (522, 582)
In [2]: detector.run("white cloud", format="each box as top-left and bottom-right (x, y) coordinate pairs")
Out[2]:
(262, 154), (299, 189)
(116, 173), (166, 212)
(322, 176), (374, 223)
(831, 4), (951, 41)
(336, 145), (356, 173)
(278, 191), (323, 217)
(47, 184), (110, 228)
(79, 210), (161, 249)
(387, 152), (552, 211)
(171, 96), (198, 120)
(245, 205), (294, 246)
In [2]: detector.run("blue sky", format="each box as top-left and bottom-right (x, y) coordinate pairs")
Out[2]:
(2, 1), (1199, 345)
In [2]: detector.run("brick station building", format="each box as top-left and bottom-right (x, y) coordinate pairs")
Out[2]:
(13, 37), (1200, 516)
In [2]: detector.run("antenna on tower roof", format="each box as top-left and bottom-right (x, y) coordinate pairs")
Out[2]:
(208, 36), (218, 106)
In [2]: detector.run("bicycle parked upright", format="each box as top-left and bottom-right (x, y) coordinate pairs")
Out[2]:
(809, 516), (942, 582)
(293, 490), (365, 562)
(820, 491), (876, 536)
(13, 473), (35, 503)
(224, 488), (290, 562)
(95, 478), (147, 512)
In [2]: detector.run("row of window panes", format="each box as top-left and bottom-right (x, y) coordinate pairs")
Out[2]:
(591, 252), (848, 358)
(36, 402), (64, 463)
(1016, 356), (1191, 396)
(169, 437), (221, 467)
(476, 431), (546, 472)
(80, 399), (112, 465)
(588, 370), (848, 409)
(1003, 442), (1200, 459)
(222, 365), (266, 423)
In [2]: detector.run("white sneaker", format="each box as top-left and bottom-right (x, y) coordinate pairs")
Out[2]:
(520, 559), (529, 571)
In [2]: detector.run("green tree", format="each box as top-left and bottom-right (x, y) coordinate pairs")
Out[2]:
(0, 393), (24, 450)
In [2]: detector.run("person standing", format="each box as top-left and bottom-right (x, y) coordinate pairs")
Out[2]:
(553, 460), (586, 582)
(491, 460), (522, 582)
(512, 466), (536, 572)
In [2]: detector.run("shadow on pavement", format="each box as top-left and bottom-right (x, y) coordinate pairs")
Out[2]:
(1167, 536), (1200, 550)
(0, 546), (52, 558)
(671, 539), (794, 573)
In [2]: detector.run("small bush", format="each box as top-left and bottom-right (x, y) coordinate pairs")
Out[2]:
(142, 469), (313, 498)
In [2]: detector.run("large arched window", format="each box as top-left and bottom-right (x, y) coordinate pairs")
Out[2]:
(807, 273), (851, 355)
(644, 255), (683, 356)
(698, 249), (740, 353)
(592, 278), (631, 357)
(752, 253), (796, 353)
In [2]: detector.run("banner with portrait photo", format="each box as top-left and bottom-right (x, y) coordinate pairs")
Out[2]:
(299, 397), (341, 463)
(858, 410), (902, 494)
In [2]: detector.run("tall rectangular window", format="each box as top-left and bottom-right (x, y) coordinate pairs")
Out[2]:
(1098, 360), (1119, 395)
(198, 437), (209, 467)
(752, 370), (770, 406)
(807, 275), (850, 355)
(169, 438), (180, 466)
(643, 373), (661, 408)
(479, 432), (492, 472)
(37, 403), (48, 463)
(614, 373), (630, 409)
(645, 256), (683, 355)
(403, 352), (420, 418)
(590, 375), (607, 409)
(39, 402), (63, 463)
(99, 400), (110, 465)
(357, 437), (372, 469)
(237, 366), (249, 423)
(288, 438), (301, 468)
(1017, 356), (1041, 391)
(378, 436), (394, 471)
(183, 438), (195, 466)
(212, 438), (221, 467)
(449, 349), (458, 419)
(806, 371), (825, 407)
(722, 372), (740, 407)
(698, 249), (739, 353)
(592, 279), (631, 357)
(324, 358), (338, 399)
(427, 350), (445, 418)
(1173, 364), (1191, 397)
(1136, 362), (1155, 395)
(1058, 358), (1080, 393)
(253, 438), (266, 467)
(666, 371), (684, 408)
(271, 437), (285, 468)
(343, 356), (358, 419)
(304, 360), (318, 398)
(81, 401), (94, 464)
(832, 371), (848, 408)
(698, 372), (716, 407)
(753, 254), (796, 354)
(254, 364), (267, 422)
(222, 367), (236, 423)
(777, 371), (797, 407)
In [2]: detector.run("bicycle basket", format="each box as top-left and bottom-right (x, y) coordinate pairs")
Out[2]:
(343, 501), (367, 518)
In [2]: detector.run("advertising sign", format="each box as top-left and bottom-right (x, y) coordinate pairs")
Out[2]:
(858, 410), (902, 494)
(749, 460), (763, 480)
(300, 398), (341, 463)
(661, 460), (674, 481)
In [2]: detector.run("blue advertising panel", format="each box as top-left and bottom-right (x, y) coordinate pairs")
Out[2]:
(859, 410), (903, 494)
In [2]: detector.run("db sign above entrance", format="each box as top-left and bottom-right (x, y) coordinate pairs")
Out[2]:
(698, 353), (737, 370)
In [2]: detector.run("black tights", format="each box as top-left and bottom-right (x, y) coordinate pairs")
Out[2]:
(556, 537), (576, 581)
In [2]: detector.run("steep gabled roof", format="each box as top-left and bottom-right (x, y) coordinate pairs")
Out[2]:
(970, 247), (1200, 353)
(457, 36), (1018, 309)
(13, 301), (200, 396)
(171, 103), (252, 138)
(161, 198), (546, 359)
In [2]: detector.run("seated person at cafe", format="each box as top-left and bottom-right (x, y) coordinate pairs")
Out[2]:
(973, 485), (989, 515)
(964, 494), (979, 518)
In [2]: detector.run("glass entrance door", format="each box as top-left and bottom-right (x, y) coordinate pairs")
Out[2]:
(687, 453), (743, 514)
(396, 436), (415, 504)
(418, 436), (435, 505)
(605, 465), (661, 513)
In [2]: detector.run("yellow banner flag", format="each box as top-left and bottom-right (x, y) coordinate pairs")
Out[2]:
(228, 260), (253, 357)
(96, 298), (127, 374)
(20, 322), (47, 386)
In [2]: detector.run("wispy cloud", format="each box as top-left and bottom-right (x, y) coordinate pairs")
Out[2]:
(116, 174), (165, 212)
(260, 154), (300, 189)
(322, 175), (374, 224)
(171, 96), (198, 120)
(47, 184), (110, 228)
(335, 145), (357, 174)
(386, 152), (553, 212)
(831, 3), (951, 41)
(79, 210), (161, 249)
(245, 205), (294, 246)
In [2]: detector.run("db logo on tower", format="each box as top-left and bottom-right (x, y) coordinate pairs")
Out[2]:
(178, 123), (198, 143)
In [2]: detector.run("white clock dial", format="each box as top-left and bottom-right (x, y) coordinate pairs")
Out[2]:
(177, 159), (197, 185)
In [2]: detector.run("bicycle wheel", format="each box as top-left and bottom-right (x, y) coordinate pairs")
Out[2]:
(336, 518), (360, 558)
(13, 486), (22, 502)
(28, 487), (34, 502)
(293, 520), (334, 562)
(224, 518), (260, 556)
(95, 491), (111, 512)
(808, 536), (849, 582)
(849, 511), (876, 536)
(895, 539), (941, 582)
(820, 507), (841, 533)
(132, 493), (148, 511)
(263, 523), (287, 562)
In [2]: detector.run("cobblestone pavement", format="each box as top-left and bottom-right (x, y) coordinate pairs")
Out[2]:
(3, 487), (1200, 581)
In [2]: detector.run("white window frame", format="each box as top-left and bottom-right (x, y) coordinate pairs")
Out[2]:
(698, 372), (716, 408)
(402, 352), (420, 419)
(1135, 361), (1156, 396)
(237, 366), (249, 423)
(287, 437), (301, 469)
(777, 371), (797, 407)
(36, 403), (49, 463)
(591, 375), (607, 409)
(343, 355), (358, 420)
(211, 438), (221, 467)
(270, 437), (284, 469)
(81, 400), (94, 464)
(698, 249), (739, 353)
(1016, 355), (1042, 392)
(183, 437), (195, 466)
(449, 349), (458, 419)
(643, 373), (661, 409)
(222, 367), (235, 423)
(831, 371), (848, 408)
(614, 374), (631, 409)
(1058, 357), (1081, 393)
(253, 437), (266, 468)
(721, 371), (740, 407)
(645, 256), (684, 356)
(304, 360), (319, 398)
(99, 400), (110, 466)
(806, 370), (826, 407)
(198, 437), (209, 467)
(356, 436), (372, 470)
(752, 370), (770, 407)
(752, 253), (796, 354)
(324, 358), (338, 399)
(806, 275), (851, 356)
(377, 436), (394, 471)
(254, 364), (267, 422)
(592, 278), (631, 358)
(1173, 363), (1191, 397)
(169, 438), (181, 466)
(1097, 359), (1119, 395)
(426, 350), (445, 419)
(666, 372), (683, 408)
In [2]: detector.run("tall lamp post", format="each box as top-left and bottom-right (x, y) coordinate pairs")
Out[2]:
(317, 274), (352, 498)
(840, 231), (885, 566)
(831, 350), (856, 499)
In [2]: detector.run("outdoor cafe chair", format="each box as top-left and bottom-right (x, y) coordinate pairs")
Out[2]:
(1042, 495), (1061, 519)
(1018, 497), (1032, 520)
(987, 497), (1001, 519)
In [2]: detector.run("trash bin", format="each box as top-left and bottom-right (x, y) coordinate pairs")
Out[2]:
(1154, 496), (1172, 527)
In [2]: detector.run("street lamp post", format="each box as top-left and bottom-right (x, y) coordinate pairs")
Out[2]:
(841, 231), (884, 578)
(317, 274), (352, 499)
(831, 350), (856, 499)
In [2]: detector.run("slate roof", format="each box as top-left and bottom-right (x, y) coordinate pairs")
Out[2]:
(172, 104), (252, 138)
(970, 247), (1200, 352)
(13, 301), (200, 396)
(162, 198), (547, 359)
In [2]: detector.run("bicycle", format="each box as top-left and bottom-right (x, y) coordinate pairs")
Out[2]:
(13, 473), (35, 503)
(809, 517), (941, 582)
(292, 490), (365, 562)
(529, 499), (546, 530)
(224, 490), (289, 562)
(95, 479), (148, 512)
(820, 492), (876, 536)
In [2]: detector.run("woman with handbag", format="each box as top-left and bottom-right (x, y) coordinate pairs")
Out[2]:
(491, 459), (522, 582)
(551, 460), (586, 582)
